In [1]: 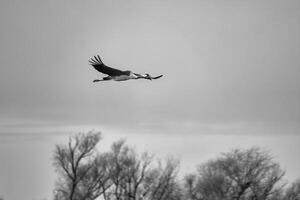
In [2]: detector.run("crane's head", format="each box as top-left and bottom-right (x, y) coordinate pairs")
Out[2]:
(144, 73), (152, 80)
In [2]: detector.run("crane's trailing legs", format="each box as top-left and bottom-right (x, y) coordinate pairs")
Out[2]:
(93, 76), (112, 82)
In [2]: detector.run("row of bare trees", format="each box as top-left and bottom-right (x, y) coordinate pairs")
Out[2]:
(53, 132), (300, 200)
(53, 132), (180, 200)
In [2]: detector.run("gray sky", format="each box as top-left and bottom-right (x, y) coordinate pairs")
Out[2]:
(0, 0), (300, 199)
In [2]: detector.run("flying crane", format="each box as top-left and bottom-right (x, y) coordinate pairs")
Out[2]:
(89, 55), (163, 82)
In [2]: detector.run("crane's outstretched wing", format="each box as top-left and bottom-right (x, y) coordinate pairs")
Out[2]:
(89, 55), (125, 76)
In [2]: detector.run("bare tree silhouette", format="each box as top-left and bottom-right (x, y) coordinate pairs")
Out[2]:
(184, 148), (285, 200)
(53, 131), (103, 200)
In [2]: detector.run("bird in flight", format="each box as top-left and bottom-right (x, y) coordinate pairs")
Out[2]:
(89, 55), (163, 82)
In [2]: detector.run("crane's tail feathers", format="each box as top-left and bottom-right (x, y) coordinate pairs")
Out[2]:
(89, 55), (103, 65)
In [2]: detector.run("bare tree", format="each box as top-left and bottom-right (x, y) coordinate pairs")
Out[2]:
(76, 153), (112, 200)
(283, 179), (300, 200)
(184, 147), (285, 200)
(100, 140), (181, 200)
(101, 140), (155, 200)
(146, 158), (182, 200)
(53, 131), (102, 200)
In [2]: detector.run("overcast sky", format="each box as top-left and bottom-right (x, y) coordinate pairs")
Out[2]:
(1, 0), (300, 200)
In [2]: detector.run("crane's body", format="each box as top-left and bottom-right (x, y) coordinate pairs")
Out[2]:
(113, 73), (137, 81)
(89, 55), (163, 82)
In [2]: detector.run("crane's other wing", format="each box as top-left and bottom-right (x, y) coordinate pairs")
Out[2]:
(89, 55), (125, 76)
